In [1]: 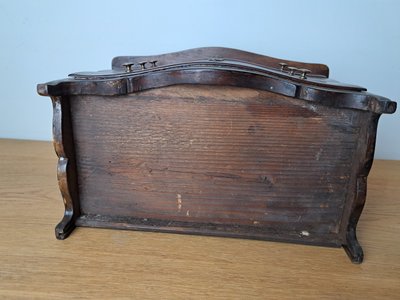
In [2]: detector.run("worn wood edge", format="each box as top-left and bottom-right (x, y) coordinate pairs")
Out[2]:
(111, 46), (330, 77)
(37, 83), (48, 96)
(51, 96), (80, 239)
(75, 214), (342, 248)
(299, 87), (397, 114)
(37, 69), (396, 114)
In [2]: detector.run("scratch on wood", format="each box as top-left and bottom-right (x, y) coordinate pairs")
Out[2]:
(205, 172), (241, 179)
(315, 148), (323, 161)
(300, 230), (310, 237)
(177, 194), (182, 212)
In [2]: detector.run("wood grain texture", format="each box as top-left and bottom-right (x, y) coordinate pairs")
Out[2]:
(69, 85), (364, 247)
(0, 139), (399, 299)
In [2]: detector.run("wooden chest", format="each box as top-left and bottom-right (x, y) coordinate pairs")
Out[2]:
(37, 47), (396, 263)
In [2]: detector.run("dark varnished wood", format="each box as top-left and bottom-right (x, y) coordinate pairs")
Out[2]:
(51, 96), (80, 239)
(340, 113), (380, 263)
(37, 47), (396, 263)
(38, 68), (395, 115)
(111, 47), (331, 77)
(70, 86), (359, 247)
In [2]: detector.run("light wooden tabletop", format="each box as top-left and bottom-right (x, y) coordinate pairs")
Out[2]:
(0, 139), (399, 299)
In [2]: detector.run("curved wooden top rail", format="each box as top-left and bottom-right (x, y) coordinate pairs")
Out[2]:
(37, 48), (397, 114)
(69, 60), (364, 92)
(112, 47), (330, 77)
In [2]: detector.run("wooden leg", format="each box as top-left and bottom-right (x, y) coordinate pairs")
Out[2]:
(342, 176), (368, 264)
(343, 225), (363, 264)
(55, 213), (76, 240)
(54, 157), (77, 240)
(342, 114), (380, 264)
(52, 96), (80, 240)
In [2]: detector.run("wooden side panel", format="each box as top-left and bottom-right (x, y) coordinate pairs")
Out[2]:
(51, 96), (80, 239)
(70, 85), (362, 244)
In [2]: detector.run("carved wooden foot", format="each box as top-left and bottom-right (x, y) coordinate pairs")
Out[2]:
(343, 226), (364, 264)
(55, 213), (76, 240)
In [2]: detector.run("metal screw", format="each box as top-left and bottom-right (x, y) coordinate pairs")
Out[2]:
(287, 66), (298, 76)
(298, 68), (312, 79)
(279, 62), (288, 71)
(139, 61), (147, 70)
(122, 63), (134, 72)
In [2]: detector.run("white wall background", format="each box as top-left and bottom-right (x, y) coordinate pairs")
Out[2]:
(0, 0), (399, 159)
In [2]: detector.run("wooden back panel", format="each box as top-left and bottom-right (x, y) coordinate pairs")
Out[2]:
(70, 85), (363, 245)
